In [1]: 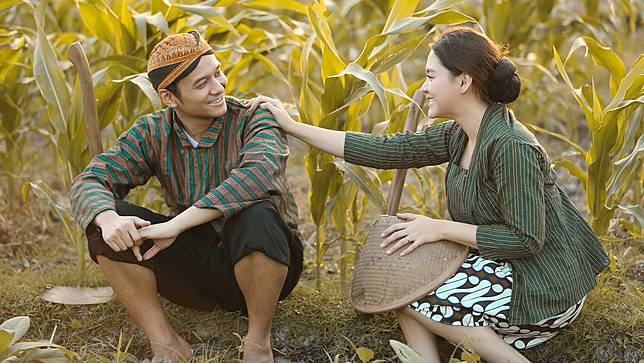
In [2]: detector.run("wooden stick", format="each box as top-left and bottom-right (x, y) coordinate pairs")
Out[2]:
(386, 89), (426, 216)
(67, 42), (103, 158)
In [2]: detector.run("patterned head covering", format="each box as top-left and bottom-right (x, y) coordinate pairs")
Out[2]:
(147, 31), (213, 91)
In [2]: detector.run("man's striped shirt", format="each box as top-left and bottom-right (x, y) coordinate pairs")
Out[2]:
(69, 97), (298, 236)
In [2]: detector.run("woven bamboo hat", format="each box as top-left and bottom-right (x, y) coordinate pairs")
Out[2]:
(350, 90), (469, 314)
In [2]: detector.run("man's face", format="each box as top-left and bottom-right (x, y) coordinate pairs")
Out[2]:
(171, 54), (228, 119)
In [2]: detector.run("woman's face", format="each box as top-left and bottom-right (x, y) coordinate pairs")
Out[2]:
(420, 51), (463, 119)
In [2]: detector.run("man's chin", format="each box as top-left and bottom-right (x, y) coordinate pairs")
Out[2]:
(209, 103), (227, 118)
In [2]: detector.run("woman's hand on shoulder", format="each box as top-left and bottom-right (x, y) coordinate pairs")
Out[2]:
(380, 213), (445, 256)
(247, 95), (297, 134)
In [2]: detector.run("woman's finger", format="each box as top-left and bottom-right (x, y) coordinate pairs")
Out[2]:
(381, 222), (408, 237)
(381, 229), (407, 247)
(143, 244), (161, 260)
(386, 236), (413, 255)
(400, 241), (422, 256)
(397, 213), (419, 220)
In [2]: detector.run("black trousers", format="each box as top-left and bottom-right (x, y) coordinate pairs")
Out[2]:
(86, 200), (303, 312)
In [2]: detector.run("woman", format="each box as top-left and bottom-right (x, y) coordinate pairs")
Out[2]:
(249, 27), (609, 362)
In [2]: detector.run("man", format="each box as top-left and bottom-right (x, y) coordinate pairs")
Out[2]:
(69, 31), (302, 363)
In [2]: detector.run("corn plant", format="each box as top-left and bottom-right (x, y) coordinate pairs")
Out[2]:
(551, 37), (642, 236)
(289, 0), (476, 288)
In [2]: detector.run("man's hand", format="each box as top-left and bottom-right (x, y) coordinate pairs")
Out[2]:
(93, 210), (151, 253)
(137, 220), (182, 261)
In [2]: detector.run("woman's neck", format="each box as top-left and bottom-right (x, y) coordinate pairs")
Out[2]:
(453, 98), (489, 143)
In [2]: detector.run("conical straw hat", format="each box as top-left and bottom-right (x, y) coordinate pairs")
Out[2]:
(351, 215), (469, 313)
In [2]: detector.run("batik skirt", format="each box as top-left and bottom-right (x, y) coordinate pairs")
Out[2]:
(410, 252), (585, 350)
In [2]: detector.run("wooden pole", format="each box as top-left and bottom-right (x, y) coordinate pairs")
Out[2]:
(386, 89), (426, 216)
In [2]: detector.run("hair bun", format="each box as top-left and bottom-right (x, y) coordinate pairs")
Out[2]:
(488, 57), (521, 104)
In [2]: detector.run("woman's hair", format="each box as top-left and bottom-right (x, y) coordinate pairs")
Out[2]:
(431, 27), (521, 104)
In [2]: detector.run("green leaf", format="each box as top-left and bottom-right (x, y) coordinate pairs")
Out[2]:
(33, 0), (71, 137)
(113, 74), (162, 110)
(307, 1), (345, 77)
(553, 160), (588, 191)
(389, 339), (425, 363)
(356, 346), (375, 363)
(606, 134), (643, 208)
(244, 0), (307, 14)
(383, 11), (477, 35)
(0, 330), (14, 354)
(332, 160), (387, 214)
(617, 204), (644, 230)
(0, 316), (30, 344)
(567, 36), (627, 94)
(382, 0), (421, 33)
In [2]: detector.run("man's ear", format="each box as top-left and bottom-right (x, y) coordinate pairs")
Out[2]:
(158, 89), (178, 107)
(459, 73), (473, 94)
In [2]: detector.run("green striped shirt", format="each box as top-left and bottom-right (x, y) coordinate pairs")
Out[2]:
(69, 96), (298, 236)
(344, 103), (609, 325)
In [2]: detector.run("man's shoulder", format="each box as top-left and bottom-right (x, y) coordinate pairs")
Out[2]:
(126, 108), (172, 137)
(225, 96), (277, 124)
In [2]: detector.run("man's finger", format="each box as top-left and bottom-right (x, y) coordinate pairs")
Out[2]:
(104, 238), (121, 253)
(126, 224), (142, 247)
(132, 245), (143, 261)
(143, 244), (161, 260)
(112, 235), (128, 251)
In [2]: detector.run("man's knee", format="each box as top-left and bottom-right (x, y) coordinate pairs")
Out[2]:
(229, 201), (281, 226)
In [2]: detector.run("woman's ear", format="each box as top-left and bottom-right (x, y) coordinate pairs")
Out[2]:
(459, 73), (473, 94)
(159, 89), (178, 107)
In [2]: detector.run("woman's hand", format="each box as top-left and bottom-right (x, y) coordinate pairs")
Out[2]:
(380, 213), (445, 256)
(247, 95), (297, 134)
(135, 220), (182, 261)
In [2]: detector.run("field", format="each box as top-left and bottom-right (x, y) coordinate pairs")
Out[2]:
(0, 0), (642, 362)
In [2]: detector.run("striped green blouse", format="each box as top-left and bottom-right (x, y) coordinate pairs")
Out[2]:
(344, 103), (609, 325)
(69, 96), (298, 235)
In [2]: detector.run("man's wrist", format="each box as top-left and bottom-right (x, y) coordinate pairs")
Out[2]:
(93, 209), (118, 228)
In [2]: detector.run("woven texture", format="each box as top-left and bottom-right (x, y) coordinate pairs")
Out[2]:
(351, 215), (469, 313)
(147, 31), (212, 90)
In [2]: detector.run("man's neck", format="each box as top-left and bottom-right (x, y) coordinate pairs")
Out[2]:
(173, 109), (214, 140)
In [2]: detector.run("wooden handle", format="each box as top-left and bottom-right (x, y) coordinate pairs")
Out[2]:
(68, 42), (103, 157)
(386, 89), (426, 216)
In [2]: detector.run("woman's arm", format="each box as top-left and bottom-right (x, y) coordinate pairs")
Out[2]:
(250, 97), (455, 169)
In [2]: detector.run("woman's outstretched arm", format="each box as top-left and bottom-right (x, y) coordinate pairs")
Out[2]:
(249, 96), (455, 169)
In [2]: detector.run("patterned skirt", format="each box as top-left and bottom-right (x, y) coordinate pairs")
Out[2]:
(410, 252), (585, 350)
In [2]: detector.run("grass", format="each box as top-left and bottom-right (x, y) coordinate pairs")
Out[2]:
(0, 139), (642, 362)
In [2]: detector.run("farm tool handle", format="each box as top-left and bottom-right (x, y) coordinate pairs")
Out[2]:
(68, 42), (103, 157)
(386, 89), (426, 216)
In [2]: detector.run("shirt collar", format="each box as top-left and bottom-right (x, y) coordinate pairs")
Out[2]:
(170, 108), (224, 149)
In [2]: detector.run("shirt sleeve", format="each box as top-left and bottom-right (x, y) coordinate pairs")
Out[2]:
(343, 120), (457, 169)
(68, 118), (155, 231)
(476, 141), (546, 260)
(193, 108), (289, 219)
